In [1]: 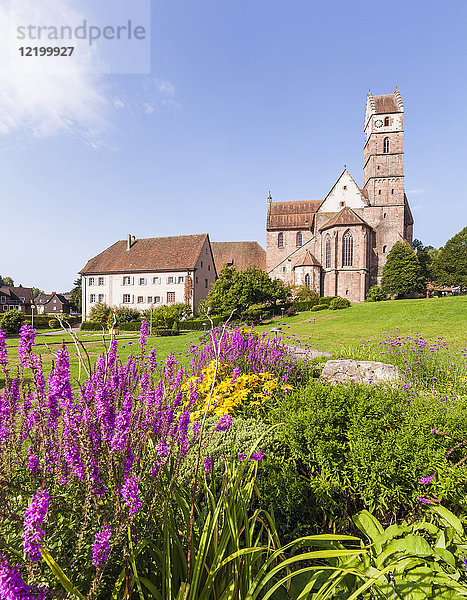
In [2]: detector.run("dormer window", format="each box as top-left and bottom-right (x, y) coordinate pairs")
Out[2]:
(383, 137), (390, 153)
(384, 117), (390, 126)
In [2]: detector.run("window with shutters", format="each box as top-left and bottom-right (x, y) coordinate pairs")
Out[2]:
(153, 277), (161, 285)
(98, 294), (104, 303)
(167, 292), (175, 303)
(122, 276), (131, 285)
(89, 277), (95, 286)
(123, 294), (131, 303)
(90, 294), (96, 303)
(139, 278), (147, 285)
(98, 277), (105, 285)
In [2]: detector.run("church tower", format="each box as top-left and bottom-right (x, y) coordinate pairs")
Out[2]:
(363, 90), (404, 207)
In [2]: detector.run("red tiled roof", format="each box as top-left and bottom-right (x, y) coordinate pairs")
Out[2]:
(294, 250), (320, 268)
(320, 206), (370, 231)
(80, 234), (209, 274)
(373, 94), (399, 114)
(267, 200), (323, 230)
(211, 241), (266, 272)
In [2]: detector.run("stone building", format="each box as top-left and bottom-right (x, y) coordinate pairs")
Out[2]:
(80, 234), (217, 319)
(266, 89), (414, 302)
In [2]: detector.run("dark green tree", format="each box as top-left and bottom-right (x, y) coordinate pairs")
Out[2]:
(32, 287), (44, 298)
(412, 239), (435, 281)
(432, 226), (467, 287)
(206, 266), (290, 316)
(142, 303), (191, 329)
(381, 241), (425, 297)
(70, 277), (82, 312)
(0, 276), (14, 287)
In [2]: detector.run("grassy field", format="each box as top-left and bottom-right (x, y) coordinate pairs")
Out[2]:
(3, 295), (466, 382)
(4, 330), (202, 382)
(255, 295), (467, 355)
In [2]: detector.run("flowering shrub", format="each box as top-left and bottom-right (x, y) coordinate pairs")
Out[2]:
(0, 322), (305, 598)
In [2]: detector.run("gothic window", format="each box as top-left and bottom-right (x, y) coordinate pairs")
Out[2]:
(342, 231), (354, 267)
(383, 137), (390, 153)
(325, 236), (331, 268)
(278, 233), (284, 248)
(304, 273), (311, 287)
(384, 117), (390, 126)
(296, 232), (303, 247)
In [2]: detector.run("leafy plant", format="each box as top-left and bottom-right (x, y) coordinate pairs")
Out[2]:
(0, 309), (25, 333)
(365, 285), (386, 302)
(382, 241), (425, 297)
(329, 297), (351, 310)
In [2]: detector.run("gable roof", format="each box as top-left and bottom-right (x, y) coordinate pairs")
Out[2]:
(320, 206), (370, 231)
(318, 167), (368, 212)
(80, 234), (210, 275)
(0, 286), (34, 304)
(36, 293), (70, 306)
(211, 241), (266, 272)
(294, 249), (320, 268)
(267, 200), (323, 230)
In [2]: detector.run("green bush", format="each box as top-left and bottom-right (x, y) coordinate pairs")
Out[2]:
(118, 321), (143, 331)
(366, 285), (386, 302)
(115, 306), (141, 324)
(292, 300), (319, 312)
(311, 304), (327, 312)
(89, 302), (112, 324)
(329, 297), (351, 310)
(142, 303), (191, 329)
(0, 310), (25, 334)
(318, 296), (336, 305)
(261, 379), (467, 539)
(48, 318), (59, 329)
(181, 316), (225, 331)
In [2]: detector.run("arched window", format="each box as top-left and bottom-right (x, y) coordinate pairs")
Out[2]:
(304, 273), (311, 287)
(383, 137), (390, 153)
(342, 231), (353, 267)
(384, 116), (390, 126)
(325, 236), (331, 268)
(296, 232), (303, 247)
(278, 233), (284, 248)
(383, 245), (387, 253)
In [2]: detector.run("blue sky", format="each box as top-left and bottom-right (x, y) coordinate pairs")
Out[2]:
(1, 0), (466, 292)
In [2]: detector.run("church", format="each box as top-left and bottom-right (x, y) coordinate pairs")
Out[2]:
(266, 90), (414, 302)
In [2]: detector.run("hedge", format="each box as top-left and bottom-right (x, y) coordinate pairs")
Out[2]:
(311, 304), (328, 312)
(292, 300), (319, 312)
(81, 322), (104, 331)
(181, 316), (225, 331)
(24, 315), (81, 329)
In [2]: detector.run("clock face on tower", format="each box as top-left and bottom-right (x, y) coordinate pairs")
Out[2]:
(374, 119), (383, 128)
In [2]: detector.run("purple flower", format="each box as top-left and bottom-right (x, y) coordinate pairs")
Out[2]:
(204, 457), (212, 474)
(120, 477), (142, 515)
(431, 429), (439, 435)
(216, 415), (233, 432)
(92, 526), (112, 567)
(418, 473), (436, 484)
(139, 320), (149, 347)
(238, 453), (247, 462)
(0, 330), (8, 369)
(462, 556), (467, 574)
(22, 489), (49, 563)
(250, 451), (263, 462)
(417, 496), (439, 505)
(18, 324), (36, 368)
(0, 555), (48, 599)
(231, 367), (241, 383)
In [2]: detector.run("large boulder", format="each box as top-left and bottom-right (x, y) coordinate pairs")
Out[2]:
(320, 359), (401, 385)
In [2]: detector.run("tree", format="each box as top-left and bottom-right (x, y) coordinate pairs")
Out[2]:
(0, 276), (14, 287)
(0, 310), (25, 334)
(432, 226), (467, 288)
(412, 239), (435, 281)
(70, 277), (82, 312)
(142, 303), (191, 329)
(89, 302), (112, 325)
(365, 285), (386, 302)
(32, 287), (44, 298)
(293, 285), (319, 303)
(205, 266), (290, 316)
(381, 241), (425, 297)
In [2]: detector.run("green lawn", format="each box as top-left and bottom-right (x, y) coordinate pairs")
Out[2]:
(3, 296), (466, 382)
(4, 330), (202, 382)
(255, 295), (467, 355)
